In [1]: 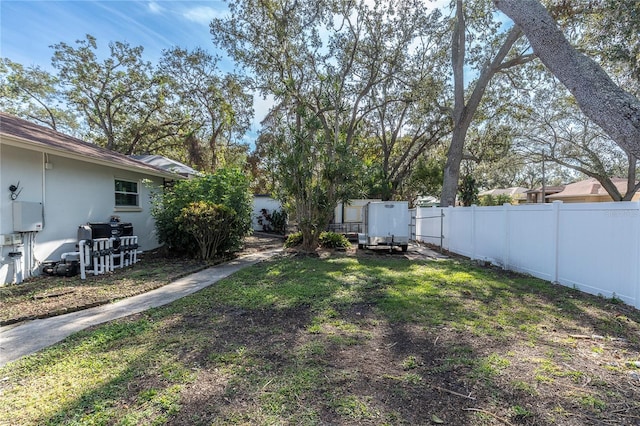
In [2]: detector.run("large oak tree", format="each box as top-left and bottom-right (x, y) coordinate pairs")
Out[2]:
(51, 35), (186, 155)
(440, 0), (534, 206)
(212, 0), (440, 249)
(495, 0), (640, 160)
(159, 47), (253, 172)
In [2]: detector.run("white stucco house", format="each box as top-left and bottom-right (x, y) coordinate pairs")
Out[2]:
(0, 112), (184, 285)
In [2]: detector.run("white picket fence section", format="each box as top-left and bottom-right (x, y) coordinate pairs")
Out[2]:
(78, 236), (139, 280)
(415, 201), (640, 310)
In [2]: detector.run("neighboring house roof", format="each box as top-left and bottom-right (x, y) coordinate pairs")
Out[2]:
(0, 112), (183, 180)
(130, 154), (202, 178)
(524, 186), (565, 195)
(547, 177), (635, 200)
(478, 187), (528, 199)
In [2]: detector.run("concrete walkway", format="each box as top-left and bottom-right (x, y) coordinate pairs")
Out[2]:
(0, 249), (281, 367)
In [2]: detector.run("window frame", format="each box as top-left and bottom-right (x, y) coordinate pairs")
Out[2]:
(114, 178), (141, 211)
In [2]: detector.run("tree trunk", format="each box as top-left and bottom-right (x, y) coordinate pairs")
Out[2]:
(440, 0), (466, 207)
(441, 127), (466, 206)
(494, 0), (640, 159)
(440, 0), (525, 206)
(623, 152), (640, 201)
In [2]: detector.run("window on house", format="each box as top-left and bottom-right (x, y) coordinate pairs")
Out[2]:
(115, 179), (139, 207)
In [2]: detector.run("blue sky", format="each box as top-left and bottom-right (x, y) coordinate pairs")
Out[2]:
(0, 0), (275, 136)
(1, 0), (232, 70)
(0, 0), (482, 142)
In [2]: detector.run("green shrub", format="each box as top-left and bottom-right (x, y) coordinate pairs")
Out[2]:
(285, 231), (351, 249)
(479, 194), (496, 206)
(319, 231), (351, 249)
(150, 169), (252, 256)
(480, 194), (513, 206)
(257, 208), (288, 234)
(459, 174), (479, 206)
(495, 194), (513, 205)
(178, 202), (236, 260)
(270, 209), (288, 234)
(284, 232), (304, 248)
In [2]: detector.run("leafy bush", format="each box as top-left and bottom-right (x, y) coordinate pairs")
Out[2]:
(479, 194), (513, 206)
(178, 202), (236, 260)
(284, 231), (350, 249)
(479, 194), (495, 206)
(319, 231), (351, 249)
(257, 208), (288, 234)
(151, 169), (252, 256)
(270, 209), (288, 234)
(284, 232), (303, 248)
(495, 194), (513, 205)
(459, 174), (479, 206)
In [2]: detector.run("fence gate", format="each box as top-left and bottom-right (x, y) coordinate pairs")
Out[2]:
(415, 208), (445, 252)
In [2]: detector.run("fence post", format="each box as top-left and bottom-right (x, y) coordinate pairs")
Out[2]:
(440, 208), (444, 253)
(502, 203), (510, 270)
(409, 208), (416, 241)
(446, 205), (453, 252)
(416, 208), (418, 241)
(551, 201), (562, 284)
(636, 201), (640, 309)
(470, 204), (477, 260)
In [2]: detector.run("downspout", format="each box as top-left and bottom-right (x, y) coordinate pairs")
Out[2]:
(0, 140), (3, 276)
(33, 152), (49, 274)
(0, 140), (2, 232)
(22, 152), (49, 279)
(42, 153), (47, 228)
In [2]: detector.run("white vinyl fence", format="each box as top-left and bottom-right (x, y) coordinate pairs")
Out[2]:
(415, 201), (640, 310)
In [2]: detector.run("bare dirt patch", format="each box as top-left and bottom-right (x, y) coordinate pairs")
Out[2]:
(154, 279), (640, 425)
(2, 239), (640, 425)
(0, 233), (285, 325)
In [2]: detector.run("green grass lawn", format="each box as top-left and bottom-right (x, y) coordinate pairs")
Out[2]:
(1, 255), (639, 425)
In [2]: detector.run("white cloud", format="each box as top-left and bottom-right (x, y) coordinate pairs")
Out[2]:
(147, 1), (164, 14)
(182, 6), (220, 25)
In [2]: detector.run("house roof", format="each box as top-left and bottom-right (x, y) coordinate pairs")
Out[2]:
(0, 112), (183, 180)
(130, 154), (201, 177)
(524, 186), (565, 195)
(547, 178), (632, 199)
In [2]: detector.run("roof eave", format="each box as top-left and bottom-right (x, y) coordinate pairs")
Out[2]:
(1, 134), (185, 181)
(547, 194), (609, 199)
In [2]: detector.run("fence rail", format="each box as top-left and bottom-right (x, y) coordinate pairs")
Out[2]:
(415, 202), (640, 310)
(327, 222), (362, 234)
(415, 211), (445, 252)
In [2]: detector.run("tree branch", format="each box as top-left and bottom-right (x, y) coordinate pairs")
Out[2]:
(495, 0), (640, 158)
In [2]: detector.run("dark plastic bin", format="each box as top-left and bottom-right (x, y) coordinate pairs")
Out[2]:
(88, 222), (133, 238)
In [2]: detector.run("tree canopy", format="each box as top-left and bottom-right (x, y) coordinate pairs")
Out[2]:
(2, 0), (640, 239)
(1, 34), (254, 171)
(495, 0), (640, 160)
(211, 0), (448, 249)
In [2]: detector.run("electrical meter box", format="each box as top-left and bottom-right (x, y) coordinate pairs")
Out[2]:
(0, 234), (24, 245)
(12, 201), (44, 232)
